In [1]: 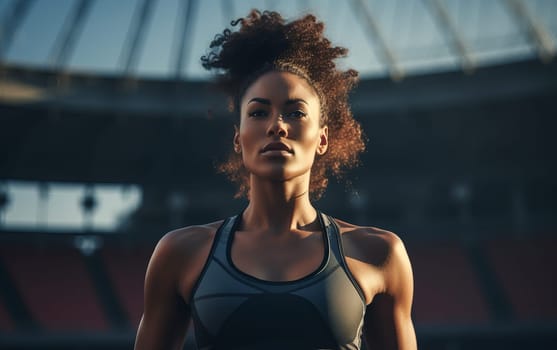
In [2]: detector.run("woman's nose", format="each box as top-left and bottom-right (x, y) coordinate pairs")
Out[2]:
(266, 114), (288, 137)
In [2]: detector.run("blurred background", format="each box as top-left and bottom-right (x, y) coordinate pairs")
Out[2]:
(0, 0), (556, 349)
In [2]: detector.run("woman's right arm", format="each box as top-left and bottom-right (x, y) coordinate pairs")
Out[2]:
(134, 231), (191, 350)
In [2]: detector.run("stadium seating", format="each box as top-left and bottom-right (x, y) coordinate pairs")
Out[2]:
(0, 300), (14, 332)
(0, 243), (108, 331)
(484, 236), (557, 320)
(0, 235), (555, 350)
(408, 241), (490, 325)
(100, 244), (153, 328)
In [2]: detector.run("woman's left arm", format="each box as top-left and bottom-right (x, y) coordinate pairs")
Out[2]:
(362, 233), (417, 350)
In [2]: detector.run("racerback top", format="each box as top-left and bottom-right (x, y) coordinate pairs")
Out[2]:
(190, 212), (367, 350)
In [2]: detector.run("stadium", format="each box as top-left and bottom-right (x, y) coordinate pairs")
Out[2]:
(0, 0), (556, 349)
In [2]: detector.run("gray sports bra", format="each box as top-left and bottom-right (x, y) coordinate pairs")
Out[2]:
(190, 212), (367, 349)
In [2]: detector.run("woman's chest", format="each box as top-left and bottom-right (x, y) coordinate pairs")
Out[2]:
(191, 253), (366, 349)
(230, 230), (326, 282)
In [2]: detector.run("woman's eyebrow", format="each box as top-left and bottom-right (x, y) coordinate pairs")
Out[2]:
(285, 98), (308, 106)
(248, 97), (271, 105)
(247, 97), (308, 106)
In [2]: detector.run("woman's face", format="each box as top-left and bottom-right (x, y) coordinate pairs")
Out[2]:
(235, 71), (328, 183)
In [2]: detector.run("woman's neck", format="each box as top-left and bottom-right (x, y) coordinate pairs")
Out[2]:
(242, 176), (319, 234)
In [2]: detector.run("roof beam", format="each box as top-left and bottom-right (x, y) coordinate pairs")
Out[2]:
(505, 0), (556, 63)
(119, 0), (156, 75)
(425, 0), (476, 73)
(171, 0), (197, 79)
(0, 0), (35, 59)
(350, 0), (404, 81)
(48, 0), (93, 68)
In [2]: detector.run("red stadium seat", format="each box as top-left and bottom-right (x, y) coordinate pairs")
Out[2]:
(0, 243), (108, 331)
(408, 240), (490, 325)
(0, 300), (14, 332)
(100, 245), (153, 328)
(484, 236), (557, 320)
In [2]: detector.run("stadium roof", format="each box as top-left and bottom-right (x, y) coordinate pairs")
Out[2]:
(1, 0), (555, 81)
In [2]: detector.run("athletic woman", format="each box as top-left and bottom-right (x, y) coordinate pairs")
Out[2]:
(135, 10), (416, 350)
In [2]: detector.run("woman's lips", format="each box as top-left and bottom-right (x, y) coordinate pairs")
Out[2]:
(261, 142), (293, 153)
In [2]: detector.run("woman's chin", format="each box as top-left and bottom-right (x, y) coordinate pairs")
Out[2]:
(250, 166), (311, 183)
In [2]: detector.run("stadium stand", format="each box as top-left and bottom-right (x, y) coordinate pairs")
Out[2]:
(484, 236), (557, 321)
(408, 241), (490, 325)
(0, 243), (108, 331)
(100, 244), (153, 329)
(0, 300), (13, 332)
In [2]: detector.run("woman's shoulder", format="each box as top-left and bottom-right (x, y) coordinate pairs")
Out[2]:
(332, 217), (409, 270)
(146, 221), (224, 277)
(153, 220), (224, 263)
(145, 220), (226, 301)
(160, 220), (224, 247)
(332, 217), (413, 296)
(334, 218), (404, 250)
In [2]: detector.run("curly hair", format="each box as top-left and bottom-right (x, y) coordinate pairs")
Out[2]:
(201, 10), (365, 200)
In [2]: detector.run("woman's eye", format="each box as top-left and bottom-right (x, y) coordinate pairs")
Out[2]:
(248, 110), (268, 118)
(284, 110), (306, 119)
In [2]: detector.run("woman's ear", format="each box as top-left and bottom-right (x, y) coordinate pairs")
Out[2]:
(233, 125), (241, 153)
(316, 126), (328, 155)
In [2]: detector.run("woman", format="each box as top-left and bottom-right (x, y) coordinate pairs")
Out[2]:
(135, 10), (416, 350)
